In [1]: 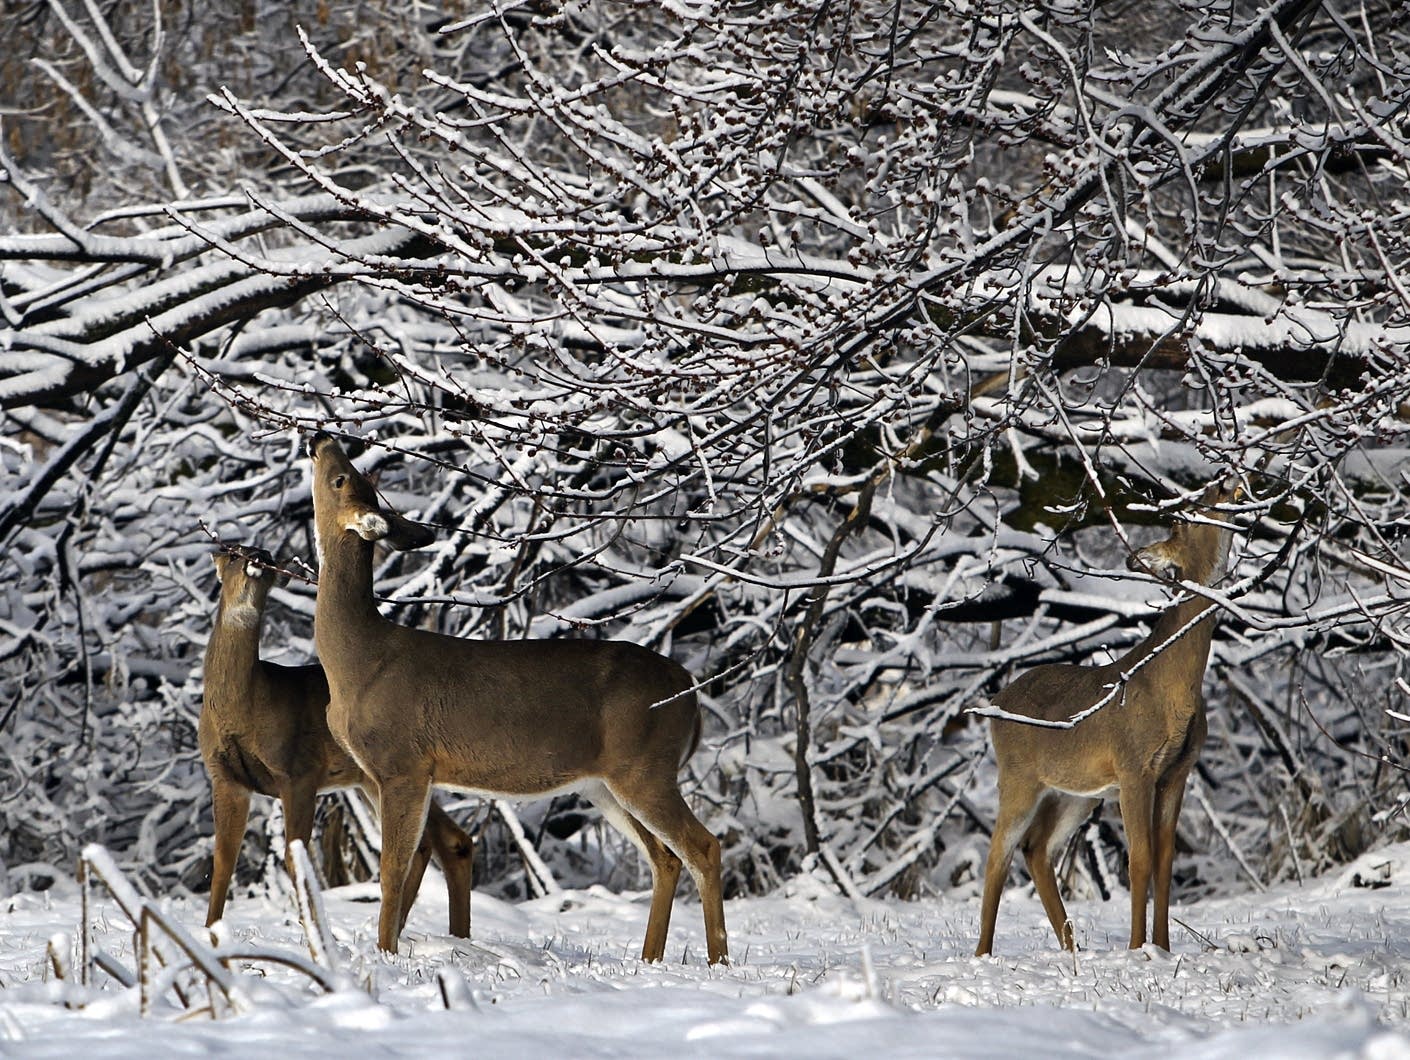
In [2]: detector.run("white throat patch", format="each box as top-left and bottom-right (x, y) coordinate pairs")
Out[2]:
(350, 511), (389, 541)
(222, 601), (262, 630)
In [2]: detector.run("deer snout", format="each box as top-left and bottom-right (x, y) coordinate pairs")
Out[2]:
(308, 431), (335, 459)
(244, 547), (276, 579)
(1130, 544), (1182, 580)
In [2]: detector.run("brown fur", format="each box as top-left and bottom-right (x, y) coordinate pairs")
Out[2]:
(975, 486), (1236, 956)
(199, 549), (474, 936)
(307, 434), (728, 964)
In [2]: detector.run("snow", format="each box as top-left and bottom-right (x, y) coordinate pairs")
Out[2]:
(4, 846), (1410, 1057)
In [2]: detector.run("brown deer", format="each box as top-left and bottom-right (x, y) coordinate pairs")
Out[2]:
(200, 546), (474, 936)
(306, 433), (728, 964)
(974, 484), (1237, 956)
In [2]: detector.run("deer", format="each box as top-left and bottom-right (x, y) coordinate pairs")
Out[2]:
(200, 546), (474, 937)
(974, 483), (1237, 957)
(305, 433), (729, 964)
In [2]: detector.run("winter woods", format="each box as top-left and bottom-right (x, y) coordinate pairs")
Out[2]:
(2, 0), (1408, 909)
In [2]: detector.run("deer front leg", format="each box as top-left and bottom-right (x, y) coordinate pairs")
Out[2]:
(207, 777), (252, 927)
(1151, 771), (1192, 951)
(1117, 778), (1157, 949)
(423, 802), (474, 939)
(1153, 713), (1206, 951)
(397, 829), (436, 934)
(360, 780), (448, 938)
(375, 774), (432, 953)
(278, 776), (321, 867)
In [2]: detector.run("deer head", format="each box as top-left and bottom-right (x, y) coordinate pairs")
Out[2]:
(1127, 532), (1190, 581)
(213, 546), (277, 625)
(1126, 483), (1238, 586)
(307, 433), (435, 555)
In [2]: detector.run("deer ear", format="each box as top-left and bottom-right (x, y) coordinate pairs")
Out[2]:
(213, 552), (230, 578)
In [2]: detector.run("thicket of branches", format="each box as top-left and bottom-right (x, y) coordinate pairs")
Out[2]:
(2, 0), (1408, 908)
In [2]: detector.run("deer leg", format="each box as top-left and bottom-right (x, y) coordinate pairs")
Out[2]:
(348, 777), (425, 935)
(586, 782), (682, 963)
(976, 781), (1041, 957)
(422, 801), (474, 939)
(608, 780), (727, 966)
(207, 777), (251, 927)
(1020, 798), (1068, 951)
(1021, 794), (1096, 952)
(397, 828), (436, 936)
(1151, 772), (1191, 951)
(374, 773), (432, 954)
(635, 828), (683, 964)
(1153, 713), (1206, 951)
(1117, 778), (1157, 949)
(351, 778), (428, 935)
(278, 777), (320, 867)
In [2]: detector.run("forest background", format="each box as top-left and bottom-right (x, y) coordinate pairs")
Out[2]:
(1, 0), (1408, 920)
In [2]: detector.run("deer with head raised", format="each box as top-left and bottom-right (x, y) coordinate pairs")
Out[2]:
(201, 546), (474, 936)
(306, 433), (728, 964)
(974, 483), (1237, 957)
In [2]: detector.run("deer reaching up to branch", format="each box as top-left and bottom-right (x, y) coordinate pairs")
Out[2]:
(306, 433), (728, 964)
(974, 484), (1237, 957)
(200, 547), (473, 936)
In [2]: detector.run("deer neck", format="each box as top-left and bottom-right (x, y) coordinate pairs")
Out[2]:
(1123, 525), (1231, 703)
(1133, 593), (1217, 672)
(313, 531), (386, 671)
(205, 599), (264, 701)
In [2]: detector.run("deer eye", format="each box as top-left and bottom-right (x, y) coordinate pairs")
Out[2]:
(333, 474), (347, 490)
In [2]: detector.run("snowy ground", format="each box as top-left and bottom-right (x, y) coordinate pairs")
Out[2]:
(3, 844), (1410, 1058)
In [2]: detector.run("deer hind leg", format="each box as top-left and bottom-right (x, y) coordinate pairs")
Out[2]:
(976, 778), (1043, 957)
(373, 772), (432, 953)
(605, 778), (727, 966)
(423, 800), (474, 939)
(1021, 794), (1099, 952)
(1117, 776), (1157, 949)
(584, 782), (682, 963)
(207, 777), (252, 927)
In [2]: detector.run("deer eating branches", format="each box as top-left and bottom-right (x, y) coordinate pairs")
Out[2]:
(307, 433), (728, 964)
(976, 484), (1238, 956)
(200, 544), (473, 937)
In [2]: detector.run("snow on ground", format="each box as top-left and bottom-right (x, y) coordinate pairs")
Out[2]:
(3, 845), (1410, 1058)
